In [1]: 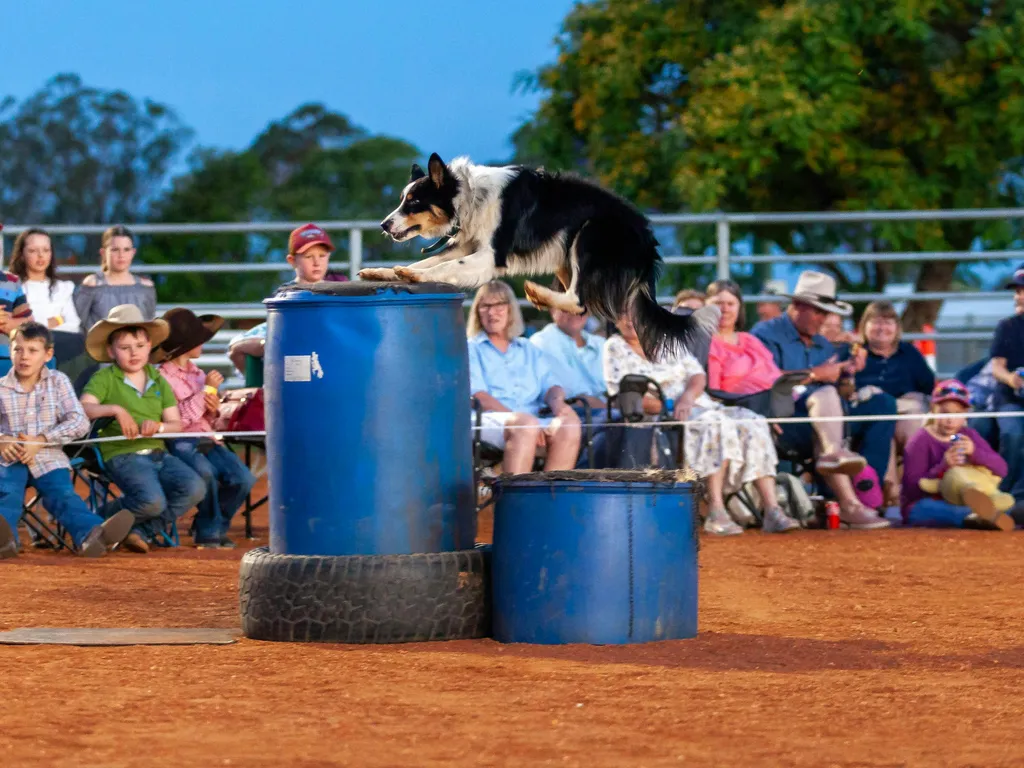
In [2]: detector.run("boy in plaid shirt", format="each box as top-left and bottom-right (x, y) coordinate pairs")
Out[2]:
(0, 323), (133, 558)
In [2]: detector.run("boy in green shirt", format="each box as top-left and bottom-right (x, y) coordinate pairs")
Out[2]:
(80, 305), (206, 553)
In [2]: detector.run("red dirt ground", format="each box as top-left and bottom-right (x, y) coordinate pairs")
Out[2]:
(3, 482), (1024, 767)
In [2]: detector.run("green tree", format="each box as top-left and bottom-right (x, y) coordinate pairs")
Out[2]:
(147, 104), (420, 302)
(516, 0), (1024, 327)
(0, 73), (193, 224)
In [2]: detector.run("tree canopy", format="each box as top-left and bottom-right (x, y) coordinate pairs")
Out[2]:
(0, 73), (192, 225)
(146, 103), (420, 302)
(515, 0), (1024, 327)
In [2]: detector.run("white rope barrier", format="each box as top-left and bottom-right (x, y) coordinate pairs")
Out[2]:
(475, 408), (1024, 430)
(4, 408), (1021, 449)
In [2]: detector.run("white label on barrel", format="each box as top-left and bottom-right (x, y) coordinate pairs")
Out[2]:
(284, 355), (312, 382)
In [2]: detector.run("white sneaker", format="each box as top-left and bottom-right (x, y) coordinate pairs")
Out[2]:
(762, 507), (800, 534)
(704, 506), (743, 536)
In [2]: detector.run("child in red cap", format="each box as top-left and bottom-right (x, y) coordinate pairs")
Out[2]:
(901, 379), (1014, 529)
(227, 223), (347, 374)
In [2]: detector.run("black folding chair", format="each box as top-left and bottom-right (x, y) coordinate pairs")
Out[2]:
(20, 418), (121, 552)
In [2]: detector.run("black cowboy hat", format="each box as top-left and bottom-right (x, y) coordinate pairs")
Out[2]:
(150, 308), (225, 363)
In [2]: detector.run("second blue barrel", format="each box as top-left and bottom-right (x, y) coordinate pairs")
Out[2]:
(492, 472), (699, 644)
(264, 282), (475, 556)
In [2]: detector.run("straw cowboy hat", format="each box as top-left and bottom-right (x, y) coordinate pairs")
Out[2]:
(150, 308), (225, 364)
(85, 304), (170, 362)
(784, 271), (853, 317)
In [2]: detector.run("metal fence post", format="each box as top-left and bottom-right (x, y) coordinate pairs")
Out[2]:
(349, 227), (363, 279)
(715, 218), (730, 280)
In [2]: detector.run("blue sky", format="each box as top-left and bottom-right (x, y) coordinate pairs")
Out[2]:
(4, 0), (577, 164)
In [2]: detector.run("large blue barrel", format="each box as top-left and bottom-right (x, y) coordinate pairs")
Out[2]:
(263, 282), (475, 556)
(492, 472), (698, 644)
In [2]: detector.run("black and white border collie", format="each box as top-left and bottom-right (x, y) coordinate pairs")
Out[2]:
(361, 153), (719, 360)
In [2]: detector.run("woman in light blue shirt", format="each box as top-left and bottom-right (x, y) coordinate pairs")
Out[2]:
(468, 281), (581, 474)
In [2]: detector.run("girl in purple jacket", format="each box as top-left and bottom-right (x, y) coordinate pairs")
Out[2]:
(901, 379), (1014, 529)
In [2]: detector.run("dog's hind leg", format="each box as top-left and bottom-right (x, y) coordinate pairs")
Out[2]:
(524, 245), (585, 313)
(394, 250), (498, 288)
(523, 281), (586, 314)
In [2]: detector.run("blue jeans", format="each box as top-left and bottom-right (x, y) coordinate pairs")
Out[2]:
(0, 464), (103, 547)
(905, 499), (971, 528)
(167, 440), (255, 542)
(778, 388), (897, 483)
(995, 399), (1024, 501)
(103, 451), (206, 529)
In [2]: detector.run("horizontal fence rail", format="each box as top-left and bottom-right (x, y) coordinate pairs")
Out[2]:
(4, 206), (1023, 296)
(6, 207), (1022, 371)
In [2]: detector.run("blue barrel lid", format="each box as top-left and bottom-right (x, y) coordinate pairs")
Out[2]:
(265, 280), (465, 309)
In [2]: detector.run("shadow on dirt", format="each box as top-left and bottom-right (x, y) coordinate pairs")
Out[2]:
(399, 633), (1024, 674)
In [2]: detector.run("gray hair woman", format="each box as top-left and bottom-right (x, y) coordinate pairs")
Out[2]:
(468, 281), (581, 474)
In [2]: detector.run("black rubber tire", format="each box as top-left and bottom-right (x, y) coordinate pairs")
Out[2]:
(239, 546), (491, 643)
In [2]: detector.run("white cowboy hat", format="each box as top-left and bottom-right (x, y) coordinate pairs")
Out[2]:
(85, 304), (170, 362)
(784, 271), (853, 317)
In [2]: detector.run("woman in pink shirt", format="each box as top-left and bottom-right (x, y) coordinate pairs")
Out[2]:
(154, 309), (255, 549)
(706, 280), (781, 397)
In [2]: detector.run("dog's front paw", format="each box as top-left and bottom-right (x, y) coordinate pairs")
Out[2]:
(358, 268), (398, 282)
(393, 266), (424, 283)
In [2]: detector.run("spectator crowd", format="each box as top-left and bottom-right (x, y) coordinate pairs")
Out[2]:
(2, 219), (1023, 558)
(0, 223), (335, 558)
(470, 266), (1024, 536)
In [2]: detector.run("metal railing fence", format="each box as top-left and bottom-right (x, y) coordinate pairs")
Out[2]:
(4, 206), (1023, 371)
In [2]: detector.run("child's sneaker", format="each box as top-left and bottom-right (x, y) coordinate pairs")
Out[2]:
(962, 488), (1015, 531)
(79, 510), (135, 557)
(122, 530), (151, 554)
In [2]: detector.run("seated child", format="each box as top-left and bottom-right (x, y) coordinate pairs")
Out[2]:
(0, 323), (133, 558)
(79, 305), (206, 553)
(228, 223), (338, 375)
(154, 309), (256, 549)
(901, 379), (1014, 530)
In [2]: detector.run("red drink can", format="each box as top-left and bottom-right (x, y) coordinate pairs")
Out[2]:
(825, 501), (841, 530)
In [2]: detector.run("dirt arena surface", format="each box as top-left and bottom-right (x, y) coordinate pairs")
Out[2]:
(3, 491), (1024, 767)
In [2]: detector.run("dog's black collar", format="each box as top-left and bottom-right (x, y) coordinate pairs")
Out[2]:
(421, 218), (461, 255)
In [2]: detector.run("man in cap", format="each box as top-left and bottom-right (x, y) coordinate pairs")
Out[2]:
(227, 223), (342, 375)
(752, 271), (896, 529)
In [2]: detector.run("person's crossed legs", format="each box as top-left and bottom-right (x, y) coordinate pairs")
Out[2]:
(778, 385), (890, 529)
(481, 409), (582, 475)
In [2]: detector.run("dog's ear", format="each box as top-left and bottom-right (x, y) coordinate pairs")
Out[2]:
(409, 163), (425, 182)
(428, 153), (448, 188)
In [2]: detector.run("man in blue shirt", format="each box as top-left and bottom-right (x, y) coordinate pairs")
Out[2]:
(987, 263), (1024, 501)
(468, 281), (581, 474)
(752, 271), (894, 529)
(529, 306), (606, 410)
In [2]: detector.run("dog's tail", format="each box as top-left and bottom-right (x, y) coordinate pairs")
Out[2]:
(631, 286), (720, 363)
